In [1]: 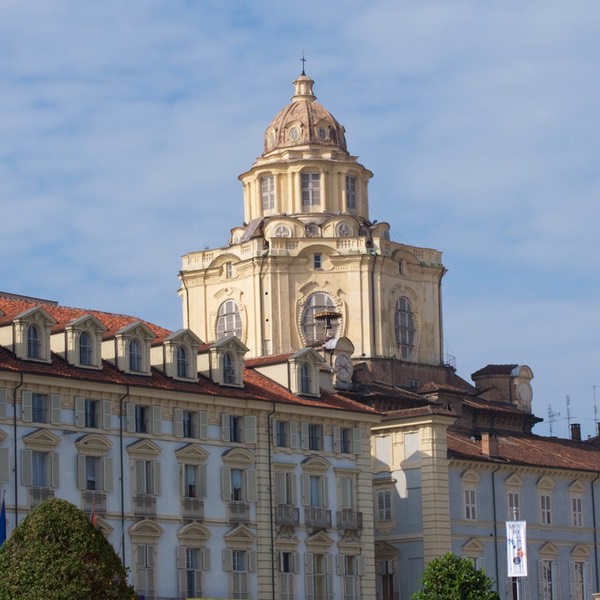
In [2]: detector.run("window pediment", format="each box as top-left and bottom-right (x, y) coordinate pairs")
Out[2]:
(305, 530), (334, 551)
(177, 522), (211, 542)
(569, 480), (585, 494)
(75, 433), (112, 454)
(127, 438), (161, 457)
(461, 469), (480, 484)
(505, 473), (523, 488)
(224, 524), (256, 546)
(537, 476), (555, 490)
(128, 519), (163, 541)
(462, 537), (485, 556)
(570, 544), (590, 559)
(175, 443), (209, 462)
(222, 447), (255, 466)
(23, 428), (61, 450)
(301, 456), (331, 473)
(538, 541), (559, 557)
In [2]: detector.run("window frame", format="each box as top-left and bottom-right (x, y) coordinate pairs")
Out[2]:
(394, 296), (416, 359)
(261, 175), (275, 211)
(345, 175), (357, 210)
(301, 172), (321, 207)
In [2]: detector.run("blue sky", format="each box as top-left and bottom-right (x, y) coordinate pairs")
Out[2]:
(1, 0), (599, 438)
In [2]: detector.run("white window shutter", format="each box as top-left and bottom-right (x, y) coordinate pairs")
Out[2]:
(221, 467), (232, 500)
(275, 472), (286, 504)
(153, 461), (161, 495)
(50, 452), (60, 487)
(357, 555), (366, 577)
(174, 408), (183, 438)
(353, 427), (363, 454)
(292, 552), (300, 574)
(301, 474), (310, 506)
(586, 562), (593, 597)
(103, 457), (113, 492)
(333, 426), (341, 452)
(77, 454), (86, 490)
(245, 415), (257, 444)
(305, 553), (314, 574)
(222, 549), (233, 571)
(198, 411), (208, 439)
(176, 546), (186, 569)
(126, 403), (135, 432)
(554, 562), (561, 600)
(336, 554), (344, 575)
(21, 449), (32, 486)
(75, 396), (85, 427)
(301, 423), (309, 449)
(178, 569), (187, 598)
(0, 447), (9, 482)
(102, 400), (112, 430)
(290, 421), (299, 448)
(0, 388), (6, 419)
(152, 405), (161, 435)
(246, 469), (257, 502)
(221, 414), (230, 441)
(201, 547), (211, 570)
(135, 460), (145, 494)
(50, 394), (61, 425)
(322, 475), (329, 508)
(22, 391), (32, 422)
(199, 463), (208, 498)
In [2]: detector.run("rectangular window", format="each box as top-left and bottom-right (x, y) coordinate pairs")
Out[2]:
(85, 456), (99, 491)
(232, 550), (248, 600)
(185, 464), (198, 498)
(276, 420), (289, 447)
(302, 173), (321, 206)
(230, 416), (242, 443)
(343, 555), (360, 600)
(183, 410), (196, 438)
(572, 496), (583, 527)
(313, 253), (322, 269)
(280, 552), (296, 600)
(377, 489), (392, 522)
(570, 561), (590, 600)
(541, 494), (552, 525)
(261, 176), (275, 210)
(465, 488), (477, 520)
(136, 460), (158, 495)
(84, 399), (98, 429)
(540, 560), (557, 600)
(309, 475), (324, 508)
(136, 544), (155, 598)
(346, 176), (357, 210)
(231, 468), (244, 502)
(32, 393), (48, 423)
(308, 424), (323, 451)
(508, 491), (520, 520)
(339, 477), (355, 510)
(276, 471), (295, 506)
(340, 428), (352, 454)
(135, 405), (147, 433)
(32, 451), (48, 486)
(308, 553), (329, 600)
(186, 548), (201, 598)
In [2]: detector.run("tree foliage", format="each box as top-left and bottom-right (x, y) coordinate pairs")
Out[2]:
(412, 552), (500, 600)
(0, 498), (136, 600)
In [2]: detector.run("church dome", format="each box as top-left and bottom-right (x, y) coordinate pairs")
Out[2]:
(263, 73), (348, 155)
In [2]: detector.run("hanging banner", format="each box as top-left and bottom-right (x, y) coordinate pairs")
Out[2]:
(506, 521), (527, 577)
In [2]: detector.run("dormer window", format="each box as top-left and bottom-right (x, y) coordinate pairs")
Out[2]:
(27, 324), (41, 359)
(301, 173), (320, 207)
(129, 339), (142, 372)
(300, 363), (312, 394)
(177, 346), (189, 378)
(306, 223), (320, 237)
(223, 351), (235, 384)
(79, 331), (93, 365)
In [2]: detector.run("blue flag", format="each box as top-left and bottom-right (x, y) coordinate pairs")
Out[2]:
(0, 495), (6, 545)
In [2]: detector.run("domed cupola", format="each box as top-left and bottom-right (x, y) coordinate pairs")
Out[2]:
(263, 72), (348, 155)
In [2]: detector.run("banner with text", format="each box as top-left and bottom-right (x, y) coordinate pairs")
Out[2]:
(506, 520), (527, 577)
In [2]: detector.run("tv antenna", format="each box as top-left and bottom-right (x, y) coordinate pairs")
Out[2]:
(566, 395), (572, 431)
(547, 404), (561, 437)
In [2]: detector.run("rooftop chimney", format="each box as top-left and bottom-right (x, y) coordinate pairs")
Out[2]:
(481, 432), (499, 457)
(571, 423), (582, 442)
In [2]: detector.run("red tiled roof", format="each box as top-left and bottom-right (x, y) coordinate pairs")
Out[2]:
(0, 294), (171, 341)
(448, 430), (600, 472)
(471, 364), (518, 378)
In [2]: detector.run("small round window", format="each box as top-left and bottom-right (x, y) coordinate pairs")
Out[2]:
(289, 127), (300, 142)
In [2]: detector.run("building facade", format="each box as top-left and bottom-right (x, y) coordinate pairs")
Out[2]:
(0, 293), (379, 600)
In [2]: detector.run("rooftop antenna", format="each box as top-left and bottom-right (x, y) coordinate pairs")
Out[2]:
(594, 385), (599, 426)
(547, 404), (561, 437)
(301, 52), (306, 76)
(566, 395), (572, 431)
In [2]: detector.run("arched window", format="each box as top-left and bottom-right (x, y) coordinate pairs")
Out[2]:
(79, 331), (92, 365)
(129, 339), (142, 372)
(301, 292), (339, 344)
(300, 363), (312, 394)
(216, 300), (242, 339)
(394, 297), (415, 359)
(274, 225), (291, 238)
(223, 351), (235, 384)
(27, 324), (40, 358)
(177, 346), (188, 378)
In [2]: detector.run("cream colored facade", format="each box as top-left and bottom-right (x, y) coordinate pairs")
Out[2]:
(180, 73), (446, 366)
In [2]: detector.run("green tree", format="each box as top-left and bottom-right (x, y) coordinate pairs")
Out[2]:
(0, 498), (136, 600)
(412, 552), (500, 600)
